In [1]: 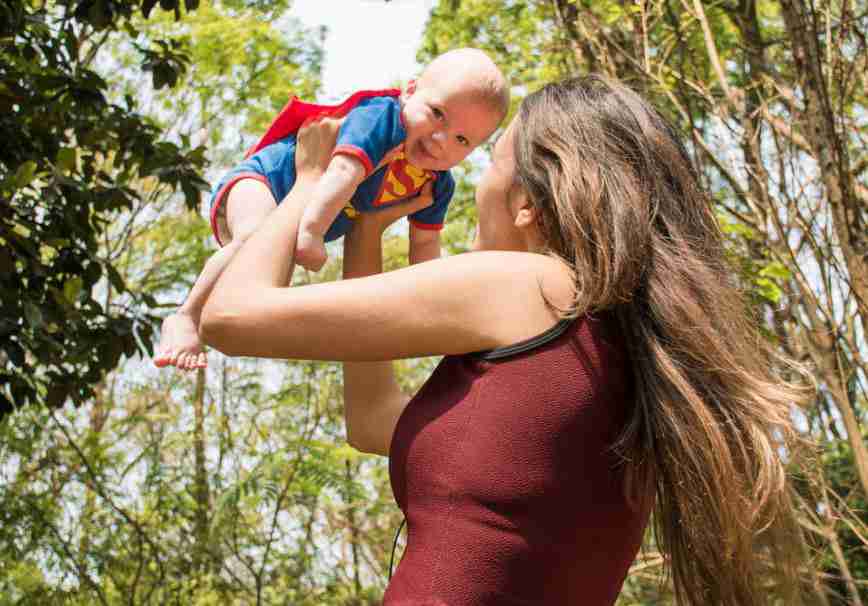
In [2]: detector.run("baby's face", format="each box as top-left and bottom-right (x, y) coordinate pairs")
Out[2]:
(401, 81), (501, 171)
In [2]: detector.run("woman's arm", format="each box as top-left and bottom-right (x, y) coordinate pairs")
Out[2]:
(200, 119), (571, 362)
(201, 244), (564, 360)
(341, 194), (434, 455)
(408, 224), (441, 265)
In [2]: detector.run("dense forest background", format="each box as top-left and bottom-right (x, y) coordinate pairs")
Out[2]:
(1, 0), (865, 603)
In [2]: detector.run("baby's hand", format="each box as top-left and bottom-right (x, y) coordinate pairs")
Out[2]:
(357, 182), (435, 236)
(295, 230), (328, 272)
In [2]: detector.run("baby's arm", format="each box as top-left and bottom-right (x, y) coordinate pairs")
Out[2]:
(408, 224), (442, 265)
(295, 154), (366, 271)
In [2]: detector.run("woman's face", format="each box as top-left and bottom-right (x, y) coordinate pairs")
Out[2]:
(472, 120), (528, 252)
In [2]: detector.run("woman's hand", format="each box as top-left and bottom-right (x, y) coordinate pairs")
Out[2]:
(295, 115), (343, 179)
(344, 182), (435, 277)
(354, 181), (435, 237)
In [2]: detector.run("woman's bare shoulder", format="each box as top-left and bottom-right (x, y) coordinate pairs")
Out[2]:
(434, 250), (575, 341)
(455, 250), (574, 305)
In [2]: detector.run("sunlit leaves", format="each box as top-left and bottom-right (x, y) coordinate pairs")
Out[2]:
(1, 0), (211, 416)
(130, 0), (323, 151)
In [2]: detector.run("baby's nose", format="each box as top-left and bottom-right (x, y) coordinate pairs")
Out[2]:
(431, 130), (447, 145)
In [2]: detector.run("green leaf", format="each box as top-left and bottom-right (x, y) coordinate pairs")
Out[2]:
(23, 303), (43, 329)
(759, 261), (791, 281)
(63, 276), (83, 304)
(56, 147), (77, 173)
(755, 277), (782, 304)
(14, 161), (38, 188)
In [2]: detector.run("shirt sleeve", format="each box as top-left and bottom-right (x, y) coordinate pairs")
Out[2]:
(333, 97), (405, 177)
(409, 171), (455, 231)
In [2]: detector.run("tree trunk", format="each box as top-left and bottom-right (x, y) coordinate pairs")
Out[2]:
(779, 0), (868, 321)
(192, 367), (211, 573)
(345, 459), (362, 597)
(78, 389), (106, 563)
(776, 0), (868, 499)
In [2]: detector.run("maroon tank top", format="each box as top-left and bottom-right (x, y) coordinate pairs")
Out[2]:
(384, 314), (649, 605)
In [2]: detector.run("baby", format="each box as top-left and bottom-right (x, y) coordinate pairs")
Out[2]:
(154, 48), (509, 370)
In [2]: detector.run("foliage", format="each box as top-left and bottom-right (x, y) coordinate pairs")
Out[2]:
(1, 0), (865, 604)
(1, 0), (209, 416)
(420, 0), (867, 603)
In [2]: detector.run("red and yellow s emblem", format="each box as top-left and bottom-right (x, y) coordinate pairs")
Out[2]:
(374, 153), (434, 206)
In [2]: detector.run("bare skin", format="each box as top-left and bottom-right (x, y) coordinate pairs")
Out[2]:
(161, 49), (507, 370)
(153, 179), (276, 370)
(154, 49), (505, 370)
(294, 48), (506, 270)
(199, 117), (574, 455)
(154, 313), (204, 370)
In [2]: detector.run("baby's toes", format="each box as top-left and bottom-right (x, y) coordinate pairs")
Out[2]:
(153, 342), (169, 365)
(155, 349), (174, 367)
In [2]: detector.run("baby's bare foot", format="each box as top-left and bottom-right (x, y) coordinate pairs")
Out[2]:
(154, 312), (207, 370)
(296, 231), (328, 272)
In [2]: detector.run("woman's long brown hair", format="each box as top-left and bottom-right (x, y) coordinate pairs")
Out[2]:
(514, 75), (809, 605)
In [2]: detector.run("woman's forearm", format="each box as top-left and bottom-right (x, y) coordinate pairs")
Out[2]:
(409, 233), (442, 265)
(203, 115), (341, 323)
(341, 220), (409, 455)
(200, 177), (317, 347)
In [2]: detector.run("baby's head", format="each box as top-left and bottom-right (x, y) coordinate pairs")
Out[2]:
(401, 48), (509, 171)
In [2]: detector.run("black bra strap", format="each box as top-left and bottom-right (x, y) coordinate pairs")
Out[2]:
(475, 318), (573, 361)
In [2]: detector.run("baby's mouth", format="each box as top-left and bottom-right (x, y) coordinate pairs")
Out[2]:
(416, 139), (437, 163)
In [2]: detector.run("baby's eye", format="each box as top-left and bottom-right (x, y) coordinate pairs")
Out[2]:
(432, 107), (444, 120)
(457, 135), (469, 146)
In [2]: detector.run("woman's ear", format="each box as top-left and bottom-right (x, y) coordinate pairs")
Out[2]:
(510, 187), (539, 229)
(405, 79), (417, 95)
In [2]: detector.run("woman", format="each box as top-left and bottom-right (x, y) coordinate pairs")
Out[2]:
(201, 76), (806, 605)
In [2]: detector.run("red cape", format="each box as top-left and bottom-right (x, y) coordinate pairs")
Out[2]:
(246, 88), (402, 158)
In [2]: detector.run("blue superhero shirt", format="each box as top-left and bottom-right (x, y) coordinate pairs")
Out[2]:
(210, 95), (455, 244)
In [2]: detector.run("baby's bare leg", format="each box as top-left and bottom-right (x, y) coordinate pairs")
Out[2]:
(154, 179), (277, 370)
